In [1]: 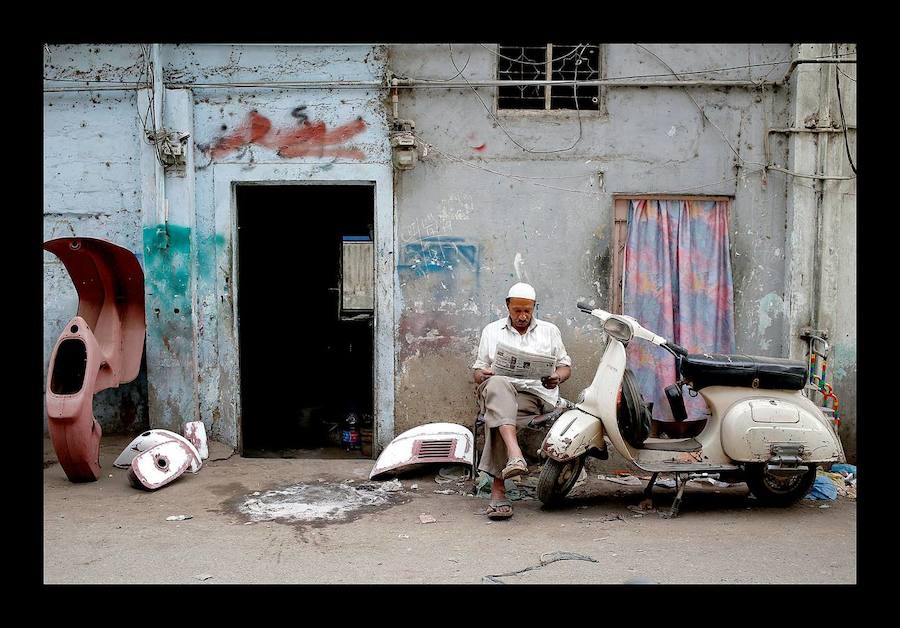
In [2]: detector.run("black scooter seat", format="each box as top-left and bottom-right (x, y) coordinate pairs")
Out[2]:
(681, 353), (807, 391)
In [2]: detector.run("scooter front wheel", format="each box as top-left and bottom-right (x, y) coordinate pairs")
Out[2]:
(537, 456), (585, 506)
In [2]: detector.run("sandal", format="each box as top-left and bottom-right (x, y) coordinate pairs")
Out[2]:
(501, 457), (528, 480)
(486, 500), (513, 520)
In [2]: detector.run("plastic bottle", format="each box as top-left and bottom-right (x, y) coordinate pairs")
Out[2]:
(342, 413), (361, 451)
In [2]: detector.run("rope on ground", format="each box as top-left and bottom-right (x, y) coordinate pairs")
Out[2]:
(482, 551), (600, 583)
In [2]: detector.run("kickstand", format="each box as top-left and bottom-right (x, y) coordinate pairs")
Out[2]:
(643, 472), (659, 500)
(664, 473), (688, 519)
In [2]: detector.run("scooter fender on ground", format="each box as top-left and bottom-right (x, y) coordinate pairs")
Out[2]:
(540, 409), (605, 462)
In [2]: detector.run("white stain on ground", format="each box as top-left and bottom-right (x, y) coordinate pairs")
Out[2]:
(667, 126), (677, 137)
(238, 482), (396, 523)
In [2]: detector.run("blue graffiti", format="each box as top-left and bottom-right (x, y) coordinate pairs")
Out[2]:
(398, 237), (479, 277)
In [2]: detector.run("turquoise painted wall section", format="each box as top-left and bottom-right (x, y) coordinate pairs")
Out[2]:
(142, 223), (196, 431)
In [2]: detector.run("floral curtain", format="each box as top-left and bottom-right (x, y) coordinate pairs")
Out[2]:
(623, 199), (736, 423)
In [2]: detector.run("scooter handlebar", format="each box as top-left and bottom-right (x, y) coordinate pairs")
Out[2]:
(664, 341), (688, 357)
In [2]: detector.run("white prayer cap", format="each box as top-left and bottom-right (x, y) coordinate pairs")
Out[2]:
(507, 282), (536, 301)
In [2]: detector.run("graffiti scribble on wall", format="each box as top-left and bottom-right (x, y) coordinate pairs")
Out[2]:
(204, 110), (367, 160)
(398, 237), (479, 277)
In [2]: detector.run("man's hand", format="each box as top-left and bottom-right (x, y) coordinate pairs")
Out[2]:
(474, 368), (495, 385)
(541, 366), (570, 389)
(541, 373), (561, 389)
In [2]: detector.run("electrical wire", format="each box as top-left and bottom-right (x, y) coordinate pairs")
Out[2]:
(479, 43), (588, 66)
(634, 44), (766, 169)
(833, 45), (857, 174)
(414, 136), (594, 180)
(138, 44), (167, 168)
(449, 44), (584, 154)
(415, 137), (601, 197)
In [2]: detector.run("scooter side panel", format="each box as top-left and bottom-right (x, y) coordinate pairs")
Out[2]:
(46, 317), (104, 482)
(540, 409), (605, 461)
(720, 392), (843, 462)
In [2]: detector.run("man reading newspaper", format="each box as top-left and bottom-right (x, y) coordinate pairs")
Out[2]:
(472, 282), (572, 519)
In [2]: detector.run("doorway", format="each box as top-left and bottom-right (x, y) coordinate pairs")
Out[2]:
(236, 183), (375, 459)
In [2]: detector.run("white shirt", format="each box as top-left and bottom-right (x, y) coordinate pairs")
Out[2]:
(472, 316), (572, 406)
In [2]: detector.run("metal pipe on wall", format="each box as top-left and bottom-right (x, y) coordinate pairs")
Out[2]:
(44, 57), (856, 93)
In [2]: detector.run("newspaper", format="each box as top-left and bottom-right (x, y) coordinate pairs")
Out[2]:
(491, 342), (557, 380)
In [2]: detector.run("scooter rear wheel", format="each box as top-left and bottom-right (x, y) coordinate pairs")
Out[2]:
(744, 463), (818, 506)
(537, 456), (585, 506)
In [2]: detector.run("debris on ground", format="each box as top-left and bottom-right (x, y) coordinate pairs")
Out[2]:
(433, 489), (456, 495)
(689, 476), (734, 488)
(473, 471), (533, 500)
(418, 513), (436, 524)
(821, 465), (856, 499)
(380, 479), (403, 492)
(398, 534), (410, 539)
(831, 463), (856, 476)
(804, 474), (838, 501)
(410, 483), (418, 490)
(627, 502), (656, 517)
(434, 465), (471, 484)
(580, 514), (627, 524)
(166, 515), (192, 521)
(194, 573), (213, 581)
(483, 551), (600, 583)
(598, 474), (642, 486)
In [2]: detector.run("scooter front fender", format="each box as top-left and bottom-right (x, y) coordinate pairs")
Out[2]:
(540, 409), (605, 462)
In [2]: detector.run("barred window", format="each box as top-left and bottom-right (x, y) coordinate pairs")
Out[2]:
(496, 44), (602, 111)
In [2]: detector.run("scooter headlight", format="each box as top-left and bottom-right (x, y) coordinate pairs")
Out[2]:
(603, 316), (634, 343)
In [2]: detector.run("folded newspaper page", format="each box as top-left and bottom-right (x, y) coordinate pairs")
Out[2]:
(491, 342), (557, 379)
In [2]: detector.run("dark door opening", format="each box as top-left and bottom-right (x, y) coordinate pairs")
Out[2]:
(236, 183), (375, 459)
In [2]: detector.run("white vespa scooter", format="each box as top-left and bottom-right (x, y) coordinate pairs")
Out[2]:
(536, 301), (845, 517)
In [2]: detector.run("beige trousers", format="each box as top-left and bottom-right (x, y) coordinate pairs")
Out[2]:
(476, 376), (552, 478)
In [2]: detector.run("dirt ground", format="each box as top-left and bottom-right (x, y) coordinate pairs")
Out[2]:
(43, 435), (856, 584)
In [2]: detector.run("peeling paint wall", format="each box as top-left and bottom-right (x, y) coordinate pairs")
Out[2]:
(784, 44), (857, 461)
(181, 44), (391, 447)
(389, 43), (801, 431)
(43, 44), (150, 433)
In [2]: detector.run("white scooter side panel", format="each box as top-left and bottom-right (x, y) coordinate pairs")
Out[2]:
(720, 392), (844, 462)
(541, 409), (605, 461)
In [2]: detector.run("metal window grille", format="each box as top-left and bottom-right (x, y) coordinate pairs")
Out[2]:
(497, 44), (602, 111)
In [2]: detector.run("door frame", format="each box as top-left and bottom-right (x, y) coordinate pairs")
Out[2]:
(213, 163), (395, 455)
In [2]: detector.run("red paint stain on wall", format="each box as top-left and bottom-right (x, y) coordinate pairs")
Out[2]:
(472, 143), (486, 152)
(207, 110), (367, 160)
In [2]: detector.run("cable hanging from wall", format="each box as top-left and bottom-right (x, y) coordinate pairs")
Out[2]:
(414, 136), (602, 197)
(833, 44), (857, 175)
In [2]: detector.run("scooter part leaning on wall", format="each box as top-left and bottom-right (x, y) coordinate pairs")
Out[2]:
(536, 301), (845, 517)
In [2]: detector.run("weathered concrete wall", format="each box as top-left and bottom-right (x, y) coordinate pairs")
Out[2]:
(169, 44), (390, 447)
(784, 44), (857, 461)
(43, 44), (150, 433)
(389, 44), (795, 433)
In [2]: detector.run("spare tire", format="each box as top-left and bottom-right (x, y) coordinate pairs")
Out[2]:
(618, 369), (651, 448)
